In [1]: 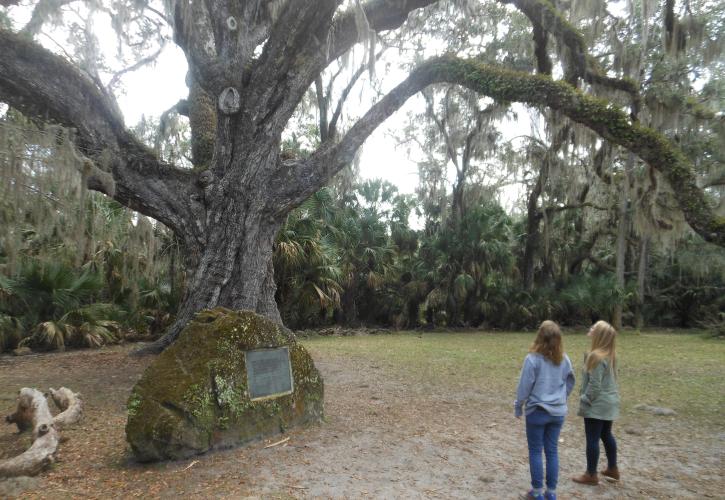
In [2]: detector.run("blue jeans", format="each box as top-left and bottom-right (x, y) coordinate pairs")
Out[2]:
(526, 407), (565, 491)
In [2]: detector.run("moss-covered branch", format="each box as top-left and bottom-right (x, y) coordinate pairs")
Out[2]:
(289, 55), (722, 246)
(0, 28), (203, 246)
(432, 56), (722, 246)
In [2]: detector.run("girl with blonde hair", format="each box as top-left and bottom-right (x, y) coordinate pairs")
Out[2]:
(515, 320), (575, 500)
(573, 320), (620, 486)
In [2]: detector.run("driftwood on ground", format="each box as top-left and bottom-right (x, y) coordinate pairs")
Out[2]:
(0, 387), (82, 478)
(48, 387), (83, 428)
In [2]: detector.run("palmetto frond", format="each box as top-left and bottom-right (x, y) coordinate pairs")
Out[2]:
(60, 303), (122, 325)
(20, 321), (70, 351)
(453, 272), (475, 300)
(74, 321), (120, 348)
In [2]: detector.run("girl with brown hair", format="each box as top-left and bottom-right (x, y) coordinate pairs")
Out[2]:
(515, 320), (575, 500)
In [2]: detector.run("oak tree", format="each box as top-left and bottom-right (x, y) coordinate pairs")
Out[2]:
(1, 0), (721, 352)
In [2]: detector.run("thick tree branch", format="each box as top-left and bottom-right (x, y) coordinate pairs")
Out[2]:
(169, 0), (221, 87)
(532, 23), (552, 75)
(0, 28), (204, 247)
(236, 0), (436, 147)
(273, 56), (724, 246)
(501, 0), (586, 80)
(243, 0), (338, 125)
(327, 0), (438, 66)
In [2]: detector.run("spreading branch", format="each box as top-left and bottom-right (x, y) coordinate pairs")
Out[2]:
(0, 28), (204, 248)
(274, 56), (723, 246)
(326, 0), (439, 66)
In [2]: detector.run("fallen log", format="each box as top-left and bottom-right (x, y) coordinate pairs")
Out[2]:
(0, 387), (82, 478)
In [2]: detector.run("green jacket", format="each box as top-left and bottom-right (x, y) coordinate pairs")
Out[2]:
(577, 356), (620, 420)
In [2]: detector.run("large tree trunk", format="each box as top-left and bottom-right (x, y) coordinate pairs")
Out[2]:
(143, 180), (284, 353)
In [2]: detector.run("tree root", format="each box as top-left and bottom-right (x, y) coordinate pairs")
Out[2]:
(0, 387), (82, 478)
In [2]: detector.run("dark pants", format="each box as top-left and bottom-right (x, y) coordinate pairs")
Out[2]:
(584, 418), (617, 474)
(526, 407), (565, 491)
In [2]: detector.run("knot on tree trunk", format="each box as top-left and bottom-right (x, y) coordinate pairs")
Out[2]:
(218, 87), (241, 115)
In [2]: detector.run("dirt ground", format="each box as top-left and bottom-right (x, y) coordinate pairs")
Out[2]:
(0, 343), (722, 499)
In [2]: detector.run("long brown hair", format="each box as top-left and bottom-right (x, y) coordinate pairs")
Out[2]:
(530, 320), (564, 365)
(585, 320), (617, 372)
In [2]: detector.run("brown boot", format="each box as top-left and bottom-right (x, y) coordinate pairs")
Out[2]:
(601, 467), (620, 481)
(572, 472), (599, 485)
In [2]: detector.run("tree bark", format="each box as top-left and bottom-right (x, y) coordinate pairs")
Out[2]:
(142, 189), (284, 352)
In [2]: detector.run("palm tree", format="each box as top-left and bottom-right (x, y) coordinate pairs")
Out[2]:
(275, 188), (343, 327)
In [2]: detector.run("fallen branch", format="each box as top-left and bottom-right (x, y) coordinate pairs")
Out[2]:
(178, 460), (199, 472)
(49, 387), (83, 428)
(0, 387), (82, 478)
(263, 436), (290, 449)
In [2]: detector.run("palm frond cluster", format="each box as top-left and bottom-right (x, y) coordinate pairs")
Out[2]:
(274, 181), (724, 332)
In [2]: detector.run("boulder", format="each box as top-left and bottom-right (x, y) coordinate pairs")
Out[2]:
(125, 308), (323, 462)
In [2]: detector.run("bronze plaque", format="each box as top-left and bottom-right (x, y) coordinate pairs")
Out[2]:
(245, 347), (294, 401)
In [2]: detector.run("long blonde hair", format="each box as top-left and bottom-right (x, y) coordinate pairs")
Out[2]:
(585, 320), (617, 372)
(530, 320), (564, 365)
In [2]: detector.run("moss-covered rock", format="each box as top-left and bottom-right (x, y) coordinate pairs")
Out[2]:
(125, 308), (323, 462)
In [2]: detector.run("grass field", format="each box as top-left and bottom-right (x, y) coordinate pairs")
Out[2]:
(303, 329), (725, 427)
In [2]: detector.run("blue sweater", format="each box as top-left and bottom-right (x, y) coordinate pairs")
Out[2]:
(514, 353), (575, 417)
